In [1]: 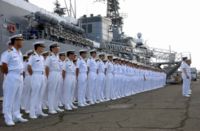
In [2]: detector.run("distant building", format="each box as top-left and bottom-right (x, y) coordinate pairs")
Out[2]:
(79, 14), (113, 44)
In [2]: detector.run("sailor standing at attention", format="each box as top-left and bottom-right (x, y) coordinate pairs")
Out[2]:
(96, 53), (106, 102)
(105, 54), (114, 101)
(45, 43), (64, 114)
(21, 50), (34, 114)
(58, 52), (66, 107)
(76, 50), (89, 107)
(41, 51), (49, 110)
(63, 50), (78, 110)
(87, 50), (98, 104)
(1, 34), (28, 126)
(0, 40), (12, 115)
(28, 42), (48, 119)
(180, 57), (192, 97)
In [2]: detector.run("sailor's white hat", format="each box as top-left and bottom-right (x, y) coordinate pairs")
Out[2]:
(33, 41), (45, 47)
(9, 34), (23, 40)
(98, 52), (105, 56)
(89, 49), (97, 53)
(42, 51), (49, 55)
(49, 42), (59, 48)
(106, 54), (113, 57)
(59, 52), (66, 56)
(79, 49), (88, 53)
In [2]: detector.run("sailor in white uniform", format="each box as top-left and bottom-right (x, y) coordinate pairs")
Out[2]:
(41, 51), (49, 110)
(96, 53), (106, 102)
(63, 50), (78, 110)
(112, 57), (119, 99)
(180, 57), (192, 97)
(0, 40), (12, 115)
(1, 34), (28, 126)
(87, 50), (98, 104)
(105, 54), (114, 101)
(21, 50), (34, 113)
(28, 41), (48, 119)
(58, 52), (66, 107)
(76, 50), (89, 107)
(46, 43), (64, 114)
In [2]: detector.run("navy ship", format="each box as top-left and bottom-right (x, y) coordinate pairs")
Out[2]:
(0, 0), (185, 97)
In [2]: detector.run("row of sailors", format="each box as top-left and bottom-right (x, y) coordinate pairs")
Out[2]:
(0, 34), (167, 126)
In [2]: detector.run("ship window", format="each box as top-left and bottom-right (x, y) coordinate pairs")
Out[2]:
(88, 24), (92, 33)
(82, 25), (87, 32)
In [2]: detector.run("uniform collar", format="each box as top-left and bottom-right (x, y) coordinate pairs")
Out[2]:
(12, 47), (20, 54)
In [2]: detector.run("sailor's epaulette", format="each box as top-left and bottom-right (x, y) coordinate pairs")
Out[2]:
(32, 53), (36, 56)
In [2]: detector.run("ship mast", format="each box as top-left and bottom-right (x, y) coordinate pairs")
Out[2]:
(95, 0), (124, 41)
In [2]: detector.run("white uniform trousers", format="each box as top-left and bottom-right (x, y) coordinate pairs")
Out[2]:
(63, 74), (76, 107)
(96, 72), (105, 101)
(2, 75), (6, 114)
(3, 72), (23, 123)
(42, 76), (48, 108)
(30, 72), (45, 116)
(105, 73), (113, 100)
(113, 74), (121, 98)
(78, 73), (87, 104)
(58, 73), (64, 106)
(47, 71), (61, 112)
(21, 75), (31, 111)
(182, 78), (191, 96)
(87, 72), (97, 102)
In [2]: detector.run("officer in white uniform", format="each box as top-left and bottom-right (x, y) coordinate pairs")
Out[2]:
(1, 34), (28, 126)
(63, 50), (78, 110)
(112, 57), (119, 99)
(28, 41), (48, 119)
(58, 52), (66, 107)
(105, 54), (114, 101)
(1, 40), (12, 115)
(41, 51), (49, 110)
(76, 50), (89, 107)
(21, 50), (34, 113)
(180, 57), (192, 97)
(96, 53), (106, 102)
(46, 43), (64, 114)
(87, 50), (98, 104)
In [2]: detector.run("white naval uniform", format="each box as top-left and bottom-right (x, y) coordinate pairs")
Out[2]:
(1, 47), (24, 123)
(113, 63), (119, 99)
(96, 60), (106, 101)
(77, 57), (88, 105)
(21, 61), (31, 112)
(180, 61), (191, 96)
(46, 53), (62, 112)
(28, 52), (46, 117)
(42, 58), (48, 109)
(105, 60), (114, 101)
(87, 58), (98, 103)
(0, 49), (10, 114)
(58, 60), (65, 106)
(63, 60), (76, 109)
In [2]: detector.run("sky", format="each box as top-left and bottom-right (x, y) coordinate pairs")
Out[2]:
(29, 0), (200, 69)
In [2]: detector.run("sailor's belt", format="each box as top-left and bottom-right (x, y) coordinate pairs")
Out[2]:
(66, 72), (75, 75)
(79, 72), (87, 74)
(9, 70), (23, 75)
(33, 71), (44, 75)
(51, 70), (60, 72)
(89, 71), (97, 73)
